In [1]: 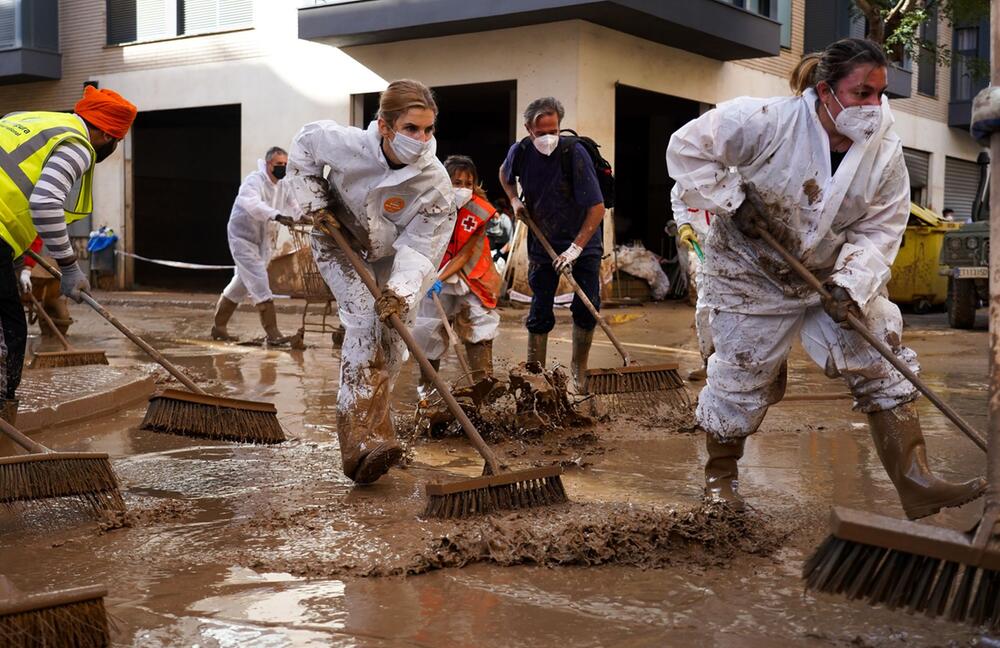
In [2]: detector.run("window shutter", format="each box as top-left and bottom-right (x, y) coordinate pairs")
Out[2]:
(108, 0), (178, 44)
(945, 157), (981, 221)
(182, 0), (253, 35)
(0, 0), (17, 50)
(903, 148), (930, 189)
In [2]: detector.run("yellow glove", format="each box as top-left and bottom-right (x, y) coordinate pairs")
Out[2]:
(677, 224), (700, 250)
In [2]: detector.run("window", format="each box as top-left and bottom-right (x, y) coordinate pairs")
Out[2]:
(917, 10), (937, 96)
(0, 0), (16, 50)
(777, 0), (791, 48)
(952, 26), (978, 101)
(107, 0), (253, 45)
(731, 0), (787, 47)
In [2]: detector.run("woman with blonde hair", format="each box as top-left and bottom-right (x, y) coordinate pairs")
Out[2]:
(285, 79), (456, 484)
(667, 38), (984, 517)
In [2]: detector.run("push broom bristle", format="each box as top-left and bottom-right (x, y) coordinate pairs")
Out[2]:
(141, 390), (285, 444)
(0, 585), (110, 648)
(424, 466), (568, 518)
(28, 350), (109, 370)
(585, 366), (691, 413)
(0, 453), (125, 516)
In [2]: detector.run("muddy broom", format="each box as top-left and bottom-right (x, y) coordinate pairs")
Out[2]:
(27, 251), (284, 445)
(0, 415), (124, 516)
(312, 210), (566, 519)
(26, 292), (108, 369)
(522, 213), (689, 412)
(0, 577), (110, 648)
(744, 220), (996, 626)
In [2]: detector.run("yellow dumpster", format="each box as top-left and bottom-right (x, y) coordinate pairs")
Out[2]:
(887, 203), (961, 312)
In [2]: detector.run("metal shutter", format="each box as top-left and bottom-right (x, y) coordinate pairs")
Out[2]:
(903, 148), (929, 188)
(108, 0), (176, 44)
(183, 0), (253, 34)
(0, 0), (16, 50)
(944, 156), (981, 221)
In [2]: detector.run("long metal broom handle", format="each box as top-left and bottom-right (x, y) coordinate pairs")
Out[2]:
(754, 227), (987, 453)
(26, 291), (73, 352)
(313, 212), (502, 475)
(26, 250), (206, 395)
(521, 213), (634, 366)
(431, 291), (474, 382)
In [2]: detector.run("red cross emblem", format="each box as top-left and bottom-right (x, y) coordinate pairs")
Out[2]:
(461, 215), (477, 232)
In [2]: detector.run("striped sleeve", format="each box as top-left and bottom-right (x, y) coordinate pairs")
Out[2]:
(28, 141), (92, 260)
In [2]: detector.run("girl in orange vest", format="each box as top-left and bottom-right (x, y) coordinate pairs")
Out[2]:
(412, 155), (502, 397)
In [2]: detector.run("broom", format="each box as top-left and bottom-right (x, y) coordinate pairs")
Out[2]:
(26, 292), (108, 369)
(27, 251), (284, 445)
(522, 213), (689, 412)
(312, 209), (566, 519)
(0, 416), (124, 515)
(0, 579), (110, 648)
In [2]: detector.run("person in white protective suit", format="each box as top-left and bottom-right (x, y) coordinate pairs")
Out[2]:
(666, 37), (985, 519)
(411, 155), (502, 398)
(212, 146), (296, 345)
(285, 80), (456, 485)
(670, 184), (713, 381)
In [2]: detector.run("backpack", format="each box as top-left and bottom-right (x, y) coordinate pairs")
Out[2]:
(511, 128), (615, 209)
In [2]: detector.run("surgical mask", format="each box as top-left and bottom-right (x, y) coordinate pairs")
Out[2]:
(533, 134), (560, 156)
(271, 165), (286, 180)
(389, 131), (431, 165)
(453, 187), (473, 207)
(94, 139), (118, 163)
(825, 90), (882, 143)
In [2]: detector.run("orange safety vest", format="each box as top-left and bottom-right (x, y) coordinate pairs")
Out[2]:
(441, 194), (502, 308)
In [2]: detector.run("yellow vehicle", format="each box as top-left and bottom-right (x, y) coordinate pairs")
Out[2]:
(887, 203), (961, 313)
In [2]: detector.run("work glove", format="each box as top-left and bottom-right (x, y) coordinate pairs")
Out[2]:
(821, 283), (861, 329)
(510, 197), (528, 222)
(426, 279), (443, 299)
(375, 288), (407, 323)
(677, 224), (700, 251)
(553, 243), (583, 274)
(18, 268), (32, 295)
(58, 260), (90, 303)
(274, 215), (295, 227)
(733, 182), (769, 239)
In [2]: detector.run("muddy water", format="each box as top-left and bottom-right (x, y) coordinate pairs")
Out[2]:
(0, 301), (992, 646)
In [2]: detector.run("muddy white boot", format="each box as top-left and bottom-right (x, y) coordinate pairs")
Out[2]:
(465, 340), (493, 383)
(417, 358), (441, 401)
(570, 326), (594, 392)
(338, 370), (403, 484)
(704, 431), (746, 511)
(527, 332), (547, 367)
(257, 300), (290, 347)
(868, 401), (986, 520)
(211, 296), (239, 341)
(688, 361), (708, 382)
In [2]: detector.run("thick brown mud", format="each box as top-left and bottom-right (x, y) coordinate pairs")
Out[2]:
(0, 300), (993, 646)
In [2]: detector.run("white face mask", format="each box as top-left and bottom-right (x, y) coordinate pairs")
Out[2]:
(532, 134), (560, 156)
(453, 187), (473, 207)
(389, 130), (432, 165)
(824, 89), (882, 143)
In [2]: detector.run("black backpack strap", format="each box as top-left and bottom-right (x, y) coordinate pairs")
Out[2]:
(510, 136), (532, 181)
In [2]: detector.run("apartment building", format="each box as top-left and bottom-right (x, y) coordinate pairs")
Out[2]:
(0, 0), (987, 289)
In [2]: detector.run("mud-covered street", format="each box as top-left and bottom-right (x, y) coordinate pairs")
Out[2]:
(0, 297), (989, 647)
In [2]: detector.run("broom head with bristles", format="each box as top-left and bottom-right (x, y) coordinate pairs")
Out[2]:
(424, 465), (568, 518)
(803, 506), (1000, 628)
(140, 388), (285, 444)
(29, 349), (109, 370)
(0, 452), (125, 516)
(584, 363), (691, 412)
(0, 584), (110, 648)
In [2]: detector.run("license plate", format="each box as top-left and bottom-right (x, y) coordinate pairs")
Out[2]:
(956, 267), (989, 279)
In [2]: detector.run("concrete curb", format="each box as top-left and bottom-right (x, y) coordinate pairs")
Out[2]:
(19, 373), (158, 434)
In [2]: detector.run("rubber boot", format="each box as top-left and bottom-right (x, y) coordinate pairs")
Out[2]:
(570, 326), (594, 392)
(417, 358), (441, 402)
(527, 332), (547, 367)
(211, 296), (239, 341)
(0, 399), (19, 457)
(868, 401), (986, 520)
(337, 369), (403, 484)
(704, 431), (746, 511)
(465, 340), (493, 383)
(688, 360), (708, 382)
(257, 300), (290, 347)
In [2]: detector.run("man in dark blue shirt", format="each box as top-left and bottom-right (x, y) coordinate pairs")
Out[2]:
(499, 97), (606, 389)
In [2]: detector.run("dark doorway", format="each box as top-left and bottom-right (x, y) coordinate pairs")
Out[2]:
(614, 85), (701, 257)
(132, 104), (241, 290)
(360, 80), (516, 199)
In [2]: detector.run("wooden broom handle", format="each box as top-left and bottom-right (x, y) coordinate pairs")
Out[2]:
(755, 227), (987, 453)
(313, 213), (502, 475)
(26, 250), (206, 396)
(431, 291), (474, 382)
(26, 292), (73, 351)
(0, 415), (49, 454)
(522, 213), (633, 366)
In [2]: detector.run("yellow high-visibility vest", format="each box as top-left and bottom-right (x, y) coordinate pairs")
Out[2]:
(0, 111), (95, 257)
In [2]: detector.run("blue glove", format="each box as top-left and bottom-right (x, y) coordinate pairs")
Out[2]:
(426, 279), (443, 298)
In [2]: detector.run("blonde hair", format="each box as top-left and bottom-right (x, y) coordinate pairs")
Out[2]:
(789, 38), (888, 95)
(378, 79), (438, 126)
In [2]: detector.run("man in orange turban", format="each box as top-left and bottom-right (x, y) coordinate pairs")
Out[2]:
(0, 86), (136, 434)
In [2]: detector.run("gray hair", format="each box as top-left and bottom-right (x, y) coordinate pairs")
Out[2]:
(523, 97), (564, 126)
(265, 146), (287, 163)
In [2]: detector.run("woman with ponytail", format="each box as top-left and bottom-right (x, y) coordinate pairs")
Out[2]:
(667, 38), (984, 518)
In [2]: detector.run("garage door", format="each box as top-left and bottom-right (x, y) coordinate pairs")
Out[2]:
(903, 147), (929, 206)
(944, 156), (981, 221)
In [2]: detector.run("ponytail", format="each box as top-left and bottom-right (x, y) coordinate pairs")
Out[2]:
(789, 53), (821, 95)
